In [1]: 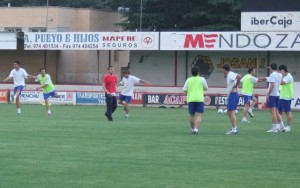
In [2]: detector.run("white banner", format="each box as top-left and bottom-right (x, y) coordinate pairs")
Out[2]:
(160, 32), (300, 51)
(291, 82), (300, 110)
(10, 91), (76, 105)
(241, 12), (300, 31)
(24, 32), (159, 50)
(0, 33), (17, 49)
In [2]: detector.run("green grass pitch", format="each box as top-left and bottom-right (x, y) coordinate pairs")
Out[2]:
(0, 104), (299, 188)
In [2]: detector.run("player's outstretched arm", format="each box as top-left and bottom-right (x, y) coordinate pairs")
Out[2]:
(140, 79), (151, 85)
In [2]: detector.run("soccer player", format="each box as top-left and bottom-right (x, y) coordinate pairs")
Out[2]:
(277, 65), (294, 132)
(118, 70), (150, 118)
(3, 60), (34, 114)
(35, 68), (59, 116)
(259, 63), (283, 132)
(222, 64), (241, 135)
(102, 66), (118, 121)
(182, 66), (208, 135)
(240, 68), (258, 123)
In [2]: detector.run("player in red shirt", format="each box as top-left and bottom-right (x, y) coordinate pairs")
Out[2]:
(102, 66), (118, 121)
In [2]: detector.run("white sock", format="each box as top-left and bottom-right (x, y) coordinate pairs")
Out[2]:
(193, 128), (198, 132)
(48, 110), (51, 114)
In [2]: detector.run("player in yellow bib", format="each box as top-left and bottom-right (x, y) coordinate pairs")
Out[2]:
(35, 68), (58, 116)
(278, 65), (294, 132)
(183, 66), (208, 135)
(240, 68), (258, 123)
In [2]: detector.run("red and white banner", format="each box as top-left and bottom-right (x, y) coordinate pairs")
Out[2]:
(24, 32), (159, 50)
(160, 32), (300, 51)
(0, 90), (8, 103)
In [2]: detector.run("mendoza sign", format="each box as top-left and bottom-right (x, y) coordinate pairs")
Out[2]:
(0, 33), (17, 49)
(160, 32), (300, 51)
(24, 32), (159, 50)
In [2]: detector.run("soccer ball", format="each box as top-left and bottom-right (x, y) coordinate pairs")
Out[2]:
(217, 109), (224, 114)
(235, 110), (239, 114)
(223, 109), (227, 114)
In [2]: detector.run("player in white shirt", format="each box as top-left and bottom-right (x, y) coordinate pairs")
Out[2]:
(3, 61), (34, 114)
(222, 64), (242, 135)
(118, 70), (150, 118)
(259, 63), (283, 132)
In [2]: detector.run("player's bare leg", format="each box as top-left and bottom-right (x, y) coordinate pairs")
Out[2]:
(45, 99), (51, 116)
(15, 90), (21, 114)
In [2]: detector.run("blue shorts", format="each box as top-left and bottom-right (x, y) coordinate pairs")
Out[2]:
(188, 102), (204, 114)
(14, 86), (24, 95)
(43, 91), (57, 100)
(227, 92), (239, 111)
(243, 95), (253, 105)
(119, 94), (132, 103)
(278, 99), (291, 113)
(267, 96), (279, 108)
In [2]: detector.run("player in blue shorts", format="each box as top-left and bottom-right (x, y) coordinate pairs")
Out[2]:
(118, 70), (150, 118)
(222, 64), (241, 135)
(183, 66), (208, 135)
(259, 63), (283, 132)
(35, 68), (59, 116)
(277, 65), (294, 132)
(3, 60), (35, 114)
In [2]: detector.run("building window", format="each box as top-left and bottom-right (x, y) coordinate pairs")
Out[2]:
(30, 28), (47, 32)
(5, 28), (22, 32)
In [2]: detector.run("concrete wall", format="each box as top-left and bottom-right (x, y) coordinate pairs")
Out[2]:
(0, 7), (129, 84)
(129, 50), (300, 87)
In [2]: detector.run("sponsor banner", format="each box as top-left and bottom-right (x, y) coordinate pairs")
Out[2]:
(76, 92), (144, 105)
(24, 32), (159, 50)
(76, 92), (106, 105)
(0, 90), (8, 103)
(144, 94), (247, 106)
(291, 82), (300, 109)
(241, 12), (300, 31)
(0, 33), (17, 49)
(160, 32), (300, 51)
(9, 91), (76, 105)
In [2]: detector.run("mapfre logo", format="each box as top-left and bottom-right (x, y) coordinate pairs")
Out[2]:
(184, 34), (218, 48)
(141, 34), (155, 48)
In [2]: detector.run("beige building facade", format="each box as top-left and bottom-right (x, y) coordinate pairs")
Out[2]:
(0, 7), (129, 84)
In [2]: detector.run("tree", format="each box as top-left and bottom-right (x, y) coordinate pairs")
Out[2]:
(0, 0), (241, 31)
(107, 0), (241, 31)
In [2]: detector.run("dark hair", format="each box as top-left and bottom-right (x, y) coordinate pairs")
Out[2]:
(122, 70), (130, 74)
(222, 64), (230, 71)
(107, 66), (114, 70)
(248, 68), (253, 74)
(40, 67), (45, 72)
(278, 65), (288, 72)
(269, 63), (277, 70)
(191, 66), (200, 76)
(15, 60), (20, 65)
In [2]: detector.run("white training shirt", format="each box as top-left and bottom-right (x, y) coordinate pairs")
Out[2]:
(226, 71), (238, 95)
(267, 71), (282, 96)
(120, 75), (140, 97)
(9, 68), (28, 87)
